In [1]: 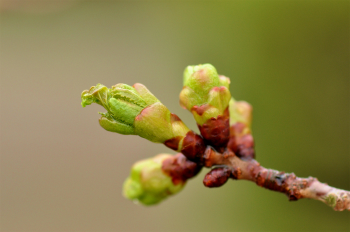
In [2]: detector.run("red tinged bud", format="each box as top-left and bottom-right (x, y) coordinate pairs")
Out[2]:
(162, 153), (202, 185)
(203, 167), (231, 188)
(180, 131), (206, 164)
(197, 107), (230, 149)
(228, 122), (255, 160)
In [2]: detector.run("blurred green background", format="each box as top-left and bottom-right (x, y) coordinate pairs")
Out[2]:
(1, 1), (349, 231)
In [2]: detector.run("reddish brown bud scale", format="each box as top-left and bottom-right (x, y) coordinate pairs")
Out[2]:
(180, 131), (206, 164)
(203, 167), (231, 188)
(227, 122), (255, 160)
(162, 153), (202, 185)
(197, 108), (230, 150)
(230, 122), (246, 135)
(164, 136), (182, 150)
(163, 113), (190, 151)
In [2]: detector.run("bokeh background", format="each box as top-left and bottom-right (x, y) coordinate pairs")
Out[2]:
(1, 1), (349, 231)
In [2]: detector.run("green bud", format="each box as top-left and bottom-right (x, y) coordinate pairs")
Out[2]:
(123, 178), (143, 199)
(123, 154), (185, 206)
(180, 64), (231, 109)
(180, 64), (232, 126)
(82, 83), (189, 142)
(81, 83), (157, 134)
(183, 64), (220, 98)
(81, 84), (139, 135)
(229, 98), (252, 128)
(134, 102), (176, 143)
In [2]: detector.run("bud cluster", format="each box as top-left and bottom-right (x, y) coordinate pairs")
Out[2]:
(81, 83), (190, 149)
(179, 64), (231, 149)
(123, 153), (201, 205)
(81, 64), (257, 205)
(81, 64), (350, 211)
(227, 99), (255, 160)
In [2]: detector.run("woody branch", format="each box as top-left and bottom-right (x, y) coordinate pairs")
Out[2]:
(198, 148), (350, 212)
(81, 64), (349, 211)
(162, 126), (350, 211)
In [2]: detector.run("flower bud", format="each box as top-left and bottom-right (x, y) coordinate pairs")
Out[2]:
(229, 98), (252, 129)
(134, 102), (174, 143)
(180, 64), (231, 126)
(81, 83), (147, 135)
(203, 167), (231, 188)
(228, 98), (255, 159)
(180, 64), (232, 148)
(123, 154), (185, 205)
(82, 84), (137, 134)
(82, 82), (191, 144)
(183, 64), (220, 97)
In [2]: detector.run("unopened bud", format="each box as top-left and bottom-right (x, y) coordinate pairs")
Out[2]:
(229, 98), (253, 129)
(123, 154), (185, 206)
(180, 64), (231, 126)
(203, 167), (231, 188)
(183, 64), (220, 97)
(180, 64), (232, 148)
(81, 83), (190, 142)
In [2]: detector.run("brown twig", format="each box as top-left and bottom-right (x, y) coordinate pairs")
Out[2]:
(161, 99), (350, 211)
(82, 66), (349, 209)
(164, 146), (350, 211)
